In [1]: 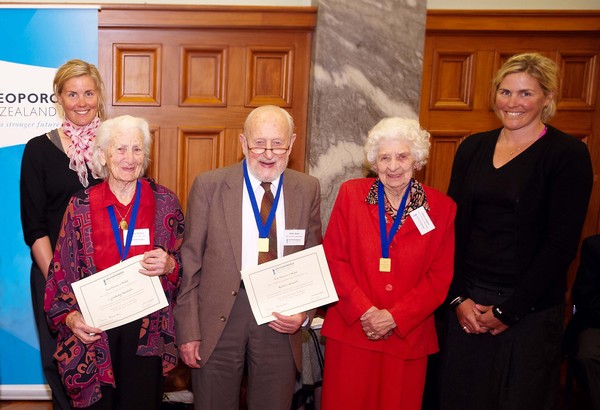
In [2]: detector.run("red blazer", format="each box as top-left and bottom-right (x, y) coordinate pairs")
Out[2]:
(322, 178), (456, 359)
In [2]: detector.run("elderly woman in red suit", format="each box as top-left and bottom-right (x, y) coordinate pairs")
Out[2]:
(320, 117), (456, 410)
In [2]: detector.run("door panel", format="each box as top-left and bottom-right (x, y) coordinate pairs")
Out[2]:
(98, 5), (316, 212)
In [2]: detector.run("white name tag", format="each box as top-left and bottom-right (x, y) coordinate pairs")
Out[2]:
(123, 228), (151, 246)
(409, 207), (435, 235)
(284, 229), (305, 246)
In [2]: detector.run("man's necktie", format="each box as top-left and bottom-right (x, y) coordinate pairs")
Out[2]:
(258, 181), (277, 264)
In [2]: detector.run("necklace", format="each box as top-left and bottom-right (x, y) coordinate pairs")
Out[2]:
(501, 127), (546, 156)
(114, 202), (133, 230)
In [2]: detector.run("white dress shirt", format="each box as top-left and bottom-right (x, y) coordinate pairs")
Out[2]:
(241, 172), (285, 271)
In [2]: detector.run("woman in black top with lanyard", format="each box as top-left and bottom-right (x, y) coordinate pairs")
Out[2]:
(439, 53), (593, 409)
(20, 59), (105, 410)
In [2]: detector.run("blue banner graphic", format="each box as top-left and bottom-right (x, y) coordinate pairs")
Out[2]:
(0, 6), (98, 398)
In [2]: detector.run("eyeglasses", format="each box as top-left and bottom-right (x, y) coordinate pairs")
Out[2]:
(247, 146), (290, 155)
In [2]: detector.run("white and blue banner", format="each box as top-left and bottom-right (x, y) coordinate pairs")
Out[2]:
(0, 6), (98, 399)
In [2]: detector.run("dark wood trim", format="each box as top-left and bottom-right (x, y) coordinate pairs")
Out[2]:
(98, 4), (318, 29)
(426, 10), (600, 33)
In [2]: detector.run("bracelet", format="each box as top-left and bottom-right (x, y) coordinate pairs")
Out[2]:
(449, 295), (467, 311)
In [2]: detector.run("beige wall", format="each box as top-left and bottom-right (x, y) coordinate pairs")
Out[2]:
(3, 0), (599, 8)
(0, 0), (313, 5)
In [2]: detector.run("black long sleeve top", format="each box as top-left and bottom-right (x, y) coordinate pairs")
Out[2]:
(20, 131), (101, 251)
(447, 125), (593, 325)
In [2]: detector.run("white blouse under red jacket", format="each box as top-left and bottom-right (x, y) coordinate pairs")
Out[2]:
(321, 177), (456, 359)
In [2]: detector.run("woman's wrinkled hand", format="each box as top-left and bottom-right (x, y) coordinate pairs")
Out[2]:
(65, 311), (102, 344)
(360, 306), (396, 341)
(140, 248), (175, 276)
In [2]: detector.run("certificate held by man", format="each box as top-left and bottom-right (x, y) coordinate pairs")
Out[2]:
(241, 244), (338, 325)
(72, 254), (168, 331)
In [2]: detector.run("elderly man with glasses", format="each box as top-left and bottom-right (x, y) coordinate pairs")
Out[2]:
(174, 105), (322, 410)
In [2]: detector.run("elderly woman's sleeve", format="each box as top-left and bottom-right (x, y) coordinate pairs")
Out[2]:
(162, 191), (185, 292)
(323, 182), (374, 324)
(44, 198), (82, 332)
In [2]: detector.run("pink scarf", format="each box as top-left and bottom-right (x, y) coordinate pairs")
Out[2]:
(62, 117), (101, 187)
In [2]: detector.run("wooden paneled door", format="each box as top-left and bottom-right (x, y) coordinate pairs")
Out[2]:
(420, 10), (600, 241)
(98, 5), (316, 210)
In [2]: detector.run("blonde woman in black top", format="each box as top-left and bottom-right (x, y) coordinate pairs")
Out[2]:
(440, 53), (593, 409)
(20, 59), (105, 410)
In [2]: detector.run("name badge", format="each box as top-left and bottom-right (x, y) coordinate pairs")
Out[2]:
(284, 229), (305, 246)
(409, 207), (435, 235)
(123, 228), (151, 246)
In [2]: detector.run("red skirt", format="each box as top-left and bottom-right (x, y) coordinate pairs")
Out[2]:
(321, 338), (427, 410)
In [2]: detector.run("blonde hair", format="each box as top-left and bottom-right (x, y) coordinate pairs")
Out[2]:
(491, 53), (559, 122)
(53, 59), (106, 120)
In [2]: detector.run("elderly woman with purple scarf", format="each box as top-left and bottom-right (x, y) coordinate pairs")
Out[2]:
(44, 115), (184, 409)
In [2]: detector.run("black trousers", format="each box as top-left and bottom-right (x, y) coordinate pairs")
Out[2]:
(574, 328), (600, 409)
(31, 263), (72, 410)
(439, 281), (563, 410)
(87, 318), (164, 410)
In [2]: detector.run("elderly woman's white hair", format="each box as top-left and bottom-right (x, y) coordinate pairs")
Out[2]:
(91, 115), (152, 179)
(365, 117), (431, 171)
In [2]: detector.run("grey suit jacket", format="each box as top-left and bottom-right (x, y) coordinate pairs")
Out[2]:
(174, 161), (322, 370)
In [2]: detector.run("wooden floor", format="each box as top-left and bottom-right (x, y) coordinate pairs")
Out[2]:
(0, 377), (592, 410)
(0, 401), (195, 410)
(0, 402), (51, 410)
(0, 402), (197, 409)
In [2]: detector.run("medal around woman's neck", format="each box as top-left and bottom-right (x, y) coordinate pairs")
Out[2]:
(378, 179), (412, 272)
(114, 202), (133, 230)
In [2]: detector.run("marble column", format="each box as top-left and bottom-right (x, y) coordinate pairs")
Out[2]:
(307, 0), (427, 228)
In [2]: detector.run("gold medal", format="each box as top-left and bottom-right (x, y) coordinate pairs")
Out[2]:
(119, 220), (128, 231)
(379, 257), (391, 272)
(258, 237), (269, 252)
